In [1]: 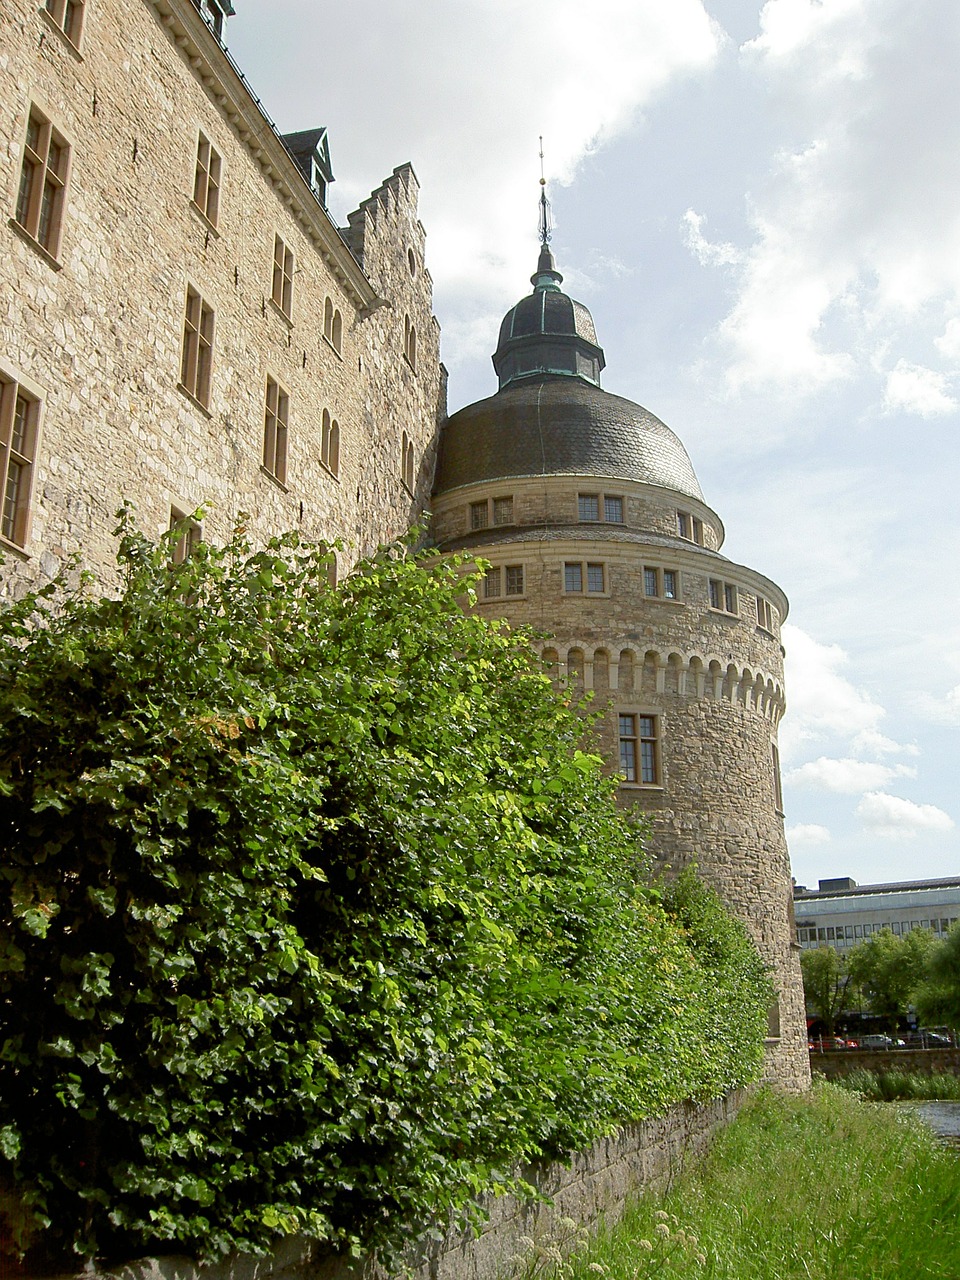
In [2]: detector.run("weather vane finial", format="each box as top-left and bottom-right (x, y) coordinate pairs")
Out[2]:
(538, 136), (552, 247)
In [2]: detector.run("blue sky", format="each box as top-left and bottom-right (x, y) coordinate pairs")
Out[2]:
(226, 0), (960, 889)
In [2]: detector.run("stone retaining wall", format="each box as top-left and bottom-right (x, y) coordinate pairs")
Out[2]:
(77, 1093), (743, 1280)
(810, 1048), (960, 1080)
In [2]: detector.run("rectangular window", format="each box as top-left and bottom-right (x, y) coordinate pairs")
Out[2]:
(180, 287), (214, 407)
(725, 584), (737, 614)
(677, 510), (704, 544)
(663, 569), (677, 600)
(710, 579), (738, 614)
(578, 494), (600, 521)
(15, 107), (70, 257)
(493, 495), (513, 526)
(483, 567), (501, 598)
(638, 715), (659, 783)
(272, 234), (294, 318)
(618, 713), (638, 782)
(564, 562), (583, 593)
(757, 595), (774, 631)
(262, 376), (288, 485)
(0, 377), (40, 548)
(603, 495), (623, 523)
(892, 921), (901, 935)
(505, 564), (524, 595)
(677, 511), (690, 539)
(644, 566), (679, 599)
(644, 567), (658, 597)
(192, 132), (222, 226)
(169, 508), (201, 565)
(709, 578), (721, 609)
(44, 0), (84, 45)
(772, 742), (783, 811)
(470, 500), (489, 530)
(586, 563), (605, 593)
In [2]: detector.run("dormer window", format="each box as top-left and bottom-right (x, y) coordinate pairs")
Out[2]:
(189, 0), (234, 39)
(281, 128), (335, 210)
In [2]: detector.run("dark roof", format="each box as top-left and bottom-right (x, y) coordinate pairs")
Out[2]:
(794, 876), (960, 900)
(433, 375), (705, 501)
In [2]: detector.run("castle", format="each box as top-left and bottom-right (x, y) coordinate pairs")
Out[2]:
(1, 0), (808, 1089)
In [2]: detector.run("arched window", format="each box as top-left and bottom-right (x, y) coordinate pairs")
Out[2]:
(401, 432), (415, 491)
(403, 314), (416, 370)
(323, 297), (333, 341)
(321, 408), (340, 478)
(331, 308), (343, 354)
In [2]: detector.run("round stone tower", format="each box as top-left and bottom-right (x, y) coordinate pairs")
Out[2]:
(431, 238), (809, 1091)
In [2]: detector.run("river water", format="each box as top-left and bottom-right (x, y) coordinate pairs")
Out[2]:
(906, 1101), (960, 1151)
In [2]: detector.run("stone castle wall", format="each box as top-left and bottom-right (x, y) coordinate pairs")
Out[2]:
(1, 0), (441, 596)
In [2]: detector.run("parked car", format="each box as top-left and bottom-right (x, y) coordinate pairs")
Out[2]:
(859, 1033), (896, 1049)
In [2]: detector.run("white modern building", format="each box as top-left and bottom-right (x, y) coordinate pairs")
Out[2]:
(794, 876), (960, 951)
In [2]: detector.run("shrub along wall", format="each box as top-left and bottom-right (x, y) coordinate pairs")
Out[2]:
(69, 1092), (744, 1280)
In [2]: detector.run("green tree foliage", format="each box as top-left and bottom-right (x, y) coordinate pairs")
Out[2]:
(800, 946), (849, 1036)
(0, 518), (771, 1266)
(914, 925), (960, 1031)
(846, 928), (936, 1031)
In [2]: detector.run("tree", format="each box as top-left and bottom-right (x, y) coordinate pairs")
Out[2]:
(0, 516), (772, 1267)
(914, 925), (960, 1032)
(800, 946), (849, 1036)
(846, 928), (936, 1032)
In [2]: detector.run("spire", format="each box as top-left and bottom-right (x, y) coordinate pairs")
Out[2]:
(532, 137), (563, 291)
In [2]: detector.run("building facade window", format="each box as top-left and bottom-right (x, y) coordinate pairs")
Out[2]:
(271, 235), (294, 318)
(677, 510), (704, 544)
(320, 408), (339, 478)
(480, 565), (524, 598)
(643, 566), (679, 600)
(192, 132), (221, 227)
(403, 314), (417, 370)
(0, 376), (40, 549)
(505, 564), (524, 595)
(757, 595), (774, 631)
(470, 500), (488, 530)
(493, 495), (513, 525)
(180, 287), (214, 407)
(323, 298), (343, 353)
(169, 508), (201, 564)
(564, 561), (606, 594)
(578, 492), (624, 523)
(44, 0), (84, 46)
(619, 713), (659, 784)
(772, 742), (784, 813)
(401, 432), (414, 491)
(262, 376), (288, 484)
(15, 107), (70, 258)
(709, 579), (738, 614)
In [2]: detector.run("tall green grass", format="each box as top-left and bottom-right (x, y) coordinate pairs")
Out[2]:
(832, 1068), (960, 1101)
(510, 1085), (960, 1280)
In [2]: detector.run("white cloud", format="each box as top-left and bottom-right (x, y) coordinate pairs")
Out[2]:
(882, 361), (957, 417)
(779, 625), (885, 758)
(915, 684), (960, 727)
(851, 729), (920, 758)
(786, 757), (915, 795)
(688, 0), (960, 402)
(681, 210), (742, 267)
(786, 823), (832, 846)
(856, 791), (955, 839)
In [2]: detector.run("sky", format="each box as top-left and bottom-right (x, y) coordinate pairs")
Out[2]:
(226, 0), (960, 891)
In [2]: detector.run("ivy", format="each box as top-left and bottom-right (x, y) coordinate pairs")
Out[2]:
(0, 514), (770, 1268)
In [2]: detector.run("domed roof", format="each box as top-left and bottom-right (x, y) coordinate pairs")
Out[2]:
(433, 375), (705, 502)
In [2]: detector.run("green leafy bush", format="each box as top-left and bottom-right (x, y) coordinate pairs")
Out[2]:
(0, 518), (770, 1267)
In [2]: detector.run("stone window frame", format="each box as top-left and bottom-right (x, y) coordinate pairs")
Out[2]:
(470, 495), (514, 530)
(642, 564), (680, 601)
(169, 506), (202, 565)
(401, 432), (415, 493)
(403, 314), (417, 371)
(708, 578), (738, 615)
(179, 285), (215, 410)
(481, 563), (525, 600)
(323, 297), (343, 355)
(563, 560), (607, 595)
(0, 367), (43, 552)
(677, 509), (704, 545)
(772, 741), (784, 815)
(577, 491), (624, 523)
(42, 0), (85, 49)
(757, 594), (775, 633)
(271, 234), (294, 320)
(14, 104), (71, 263)
(617, 710), (661, 787)
(191, 131), (222, 229)
(321, 408), (340, 479)
(262, 374), (289, 487)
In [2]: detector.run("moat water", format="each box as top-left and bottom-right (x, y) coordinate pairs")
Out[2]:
(904, 1101), (960, 1151)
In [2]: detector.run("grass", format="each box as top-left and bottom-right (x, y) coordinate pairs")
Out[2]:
(829, 1067), (960, 1101)
(508, 1084), (960, 1280)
